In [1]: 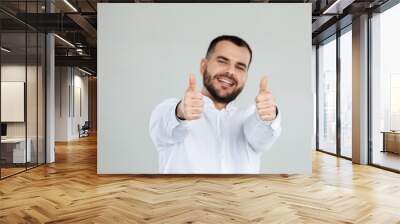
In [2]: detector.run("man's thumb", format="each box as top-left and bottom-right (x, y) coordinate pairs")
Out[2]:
(188, 74), (196, 91)
(259, 76), (268, 94)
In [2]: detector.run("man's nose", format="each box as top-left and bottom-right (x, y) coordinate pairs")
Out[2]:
(226, 64), (235, 76)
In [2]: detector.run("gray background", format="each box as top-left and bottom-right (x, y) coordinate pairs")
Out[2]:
(98, 3), (313, 174)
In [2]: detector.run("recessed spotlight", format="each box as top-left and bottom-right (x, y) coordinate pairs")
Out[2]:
(63, 0), (78, 12)
(54, 34), (75, 48)
(1, 47), (11, 53)
(78, 67), (93, 76)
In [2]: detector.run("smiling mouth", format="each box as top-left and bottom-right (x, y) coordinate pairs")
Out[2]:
(217, 77), (235, 87)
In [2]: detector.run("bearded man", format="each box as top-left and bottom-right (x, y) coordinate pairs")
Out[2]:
(149, 35), (281, 174)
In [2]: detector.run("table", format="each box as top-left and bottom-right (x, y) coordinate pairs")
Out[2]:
(1, 138), (32, 163)
(381, 131), (400, 154)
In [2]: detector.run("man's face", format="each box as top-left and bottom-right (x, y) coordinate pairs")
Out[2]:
(201, 40), (250, 104)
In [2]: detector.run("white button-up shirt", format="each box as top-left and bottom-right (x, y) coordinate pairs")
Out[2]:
(149, 95), (281, 174)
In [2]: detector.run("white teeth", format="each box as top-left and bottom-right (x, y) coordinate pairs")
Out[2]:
(219, 78), (234, 85)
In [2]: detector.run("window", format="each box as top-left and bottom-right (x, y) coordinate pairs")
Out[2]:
(340, 28), (352, 158)
(318, 36), (337, 154)
(371, 2), (400, 171)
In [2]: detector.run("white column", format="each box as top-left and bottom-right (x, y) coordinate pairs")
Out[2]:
(46, 32), (55, 163)
(352, 14), (369, 164)
(45, 0), (55, 163)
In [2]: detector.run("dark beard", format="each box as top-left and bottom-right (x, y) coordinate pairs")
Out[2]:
(203, 69), (243, 104)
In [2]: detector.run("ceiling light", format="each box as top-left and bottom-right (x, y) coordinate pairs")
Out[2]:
(63, 0), (78, 12)
(1, 47), (11, 53)
(54, 34), (75, 48)
(323, 0), (343, 14)
(78, 67), (93, 76)
(76, 48), (84, 55)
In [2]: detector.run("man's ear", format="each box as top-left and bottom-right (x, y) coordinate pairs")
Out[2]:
(200, 58), (207, 76)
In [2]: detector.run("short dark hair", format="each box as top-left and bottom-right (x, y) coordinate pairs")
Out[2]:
(206, 35), (253, 68)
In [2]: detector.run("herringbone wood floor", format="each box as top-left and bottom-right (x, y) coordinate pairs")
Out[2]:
(1, 133), (400, 224)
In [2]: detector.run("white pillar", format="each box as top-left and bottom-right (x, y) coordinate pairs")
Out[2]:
(46, 33), (55, 163)
(46, 1), (55, 163)
(352, 14), (369, 164)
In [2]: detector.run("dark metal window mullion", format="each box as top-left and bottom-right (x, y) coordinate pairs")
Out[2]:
(336, 29), (341, 157)
(36, 0), (39, 167)
(44, 6), (47, 164)
(24, 0), (28, 171)
(316, 45), (320, 150)
(367, 10), (373, 165)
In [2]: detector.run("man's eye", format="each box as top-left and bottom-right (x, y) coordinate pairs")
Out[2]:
(218, 60), (227, 64)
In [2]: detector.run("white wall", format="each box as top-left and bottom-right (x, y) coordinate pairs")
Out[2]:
(98, 4), (313, 174)
(55, 66), (69, 141)
(1, 65), (40, 138)
(72, 72), (89, 138)
(1, 65), (26, 127)
(55, 67), (89, 141)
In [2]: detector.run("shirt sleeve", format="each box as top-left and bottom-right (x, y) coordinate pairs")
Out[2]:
(243, 105), (282, 153)
(149, 98), (190, 150)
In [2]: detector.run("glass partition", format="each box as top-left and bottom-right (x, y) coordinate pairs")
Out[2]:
(0, 1), (46, 179)
(0, 31), (28, 177)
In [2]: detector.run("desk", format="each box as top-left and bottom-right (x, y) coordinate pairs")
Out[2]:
(381, 131), (400, 154)
(1, 138), (31, 163)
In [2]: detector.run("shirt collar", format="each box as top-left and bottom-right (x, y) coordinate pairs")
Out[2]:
(202, 94), (236, 112)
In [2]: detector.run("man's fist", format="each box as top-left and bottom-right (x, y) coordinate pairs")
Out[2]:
(176, 74), (204, 120)
(256, 76), (277, 121)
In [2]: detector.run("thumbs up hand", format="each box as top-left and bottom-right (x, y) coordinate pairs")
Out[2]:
(255, 76), (277, 121)
(176, 74), (204, 120)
